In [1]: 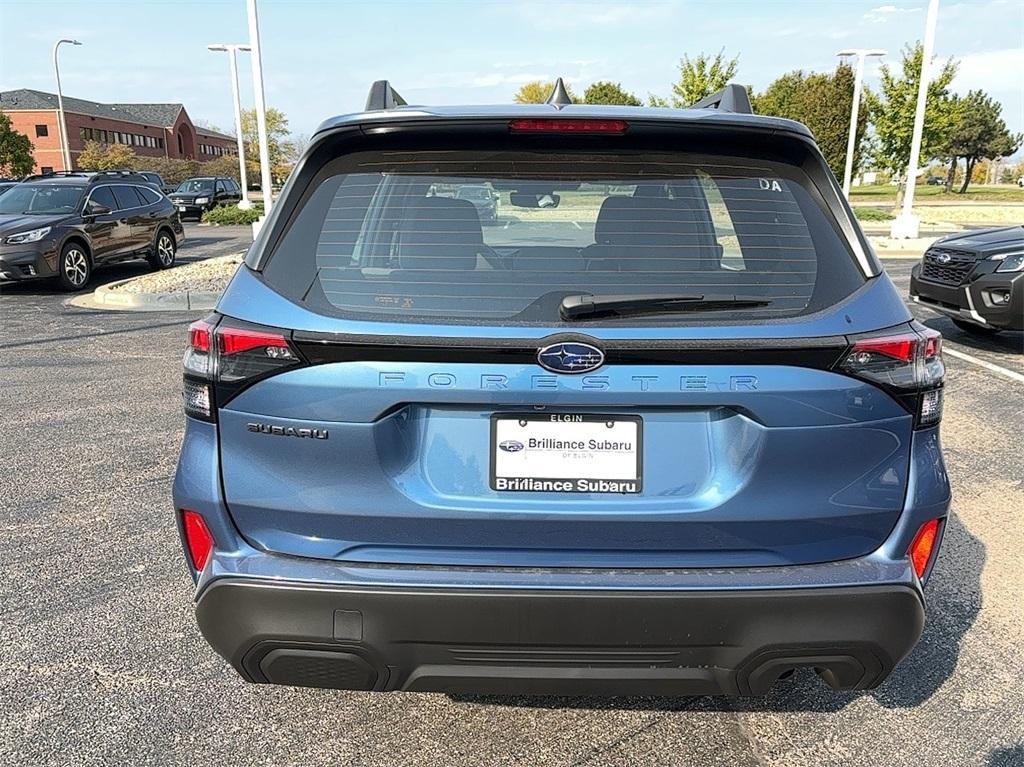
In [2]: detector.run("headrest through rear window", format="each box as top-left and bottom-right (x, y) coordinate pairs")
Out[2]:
(594, 196), (695, 246)
(398, 197), (483, 270)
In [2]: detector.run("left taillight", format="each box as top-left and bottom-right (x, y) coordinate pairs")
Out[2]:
(908, 518), (942, 580)
(838, 324), (944, 428)
(181, 509), (214, 571)
(182, 315), (303, 422)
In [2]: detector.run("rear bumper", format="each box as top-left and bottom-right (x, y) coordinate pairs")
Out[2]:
(197, 578), (924, 696)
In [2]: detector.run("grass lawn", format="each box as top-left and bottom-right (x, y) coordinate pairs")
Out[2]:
(849, 184), (1024, 204)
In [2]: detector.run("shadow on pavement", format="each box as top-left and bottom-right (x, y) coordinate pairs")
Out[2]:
(922, 316), (1024, 356)
(988, 745), (1024, 766)
(0, 260), (160, 296)
(451, 514), (984, 714)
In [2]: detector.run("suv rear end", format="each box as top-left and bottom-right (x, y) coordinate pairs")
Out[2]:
(173, 83), (950, 696)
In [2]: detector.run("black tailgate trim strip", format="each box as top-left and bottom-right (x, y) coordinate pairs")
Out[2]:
(291, 332), (850, 369)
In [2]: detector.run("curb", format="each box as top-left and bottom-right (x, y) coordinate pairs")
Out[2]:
(78, 277), (221, 312)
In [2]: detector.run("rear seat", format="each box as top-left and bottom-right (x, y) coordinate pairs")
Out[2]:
(585, 196), (721, 273)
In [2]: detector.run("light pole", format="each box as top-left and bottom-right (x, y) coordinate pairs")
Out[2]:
(52, 38), (82, 171)
(246, 0), (274, 215)
(837, 48), (886, 197)
(891, 0), (940, 239)
(208, 43), (253, 209)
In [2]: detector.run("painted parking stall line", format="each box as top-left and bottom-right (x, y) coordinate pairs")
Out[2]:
(944, 345), (1024, 385)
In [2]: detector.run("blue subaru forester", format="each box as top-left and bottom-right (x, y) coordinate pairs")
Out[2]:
(173, 81), (950, 696)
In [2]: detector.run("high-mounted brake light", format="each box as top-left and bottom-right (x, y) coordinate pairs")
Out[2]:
(509, 118), (628, 134)
(838, 325), (944, 428)
(908, 518), (941, 579)
(181, 509), (215, 572)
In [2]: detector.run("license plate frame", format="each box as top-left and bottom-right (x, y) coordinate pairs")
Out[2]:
(490, 413), (643, 494)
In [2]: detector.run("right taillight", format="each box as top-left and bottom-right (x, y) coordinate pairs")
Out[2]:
(839, 324), (944, 428)
(182, 315), (303, 422)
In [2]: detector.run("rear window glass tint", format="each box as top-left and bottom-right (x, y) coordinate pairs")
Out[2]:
(137, 186), (161, 205)
(112, 185), (144, 209)
(262, 150), (863, 326)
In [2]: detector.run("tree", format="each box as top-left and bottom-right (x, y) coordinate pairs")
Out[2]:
(76, 140), (137, 170)
(669, 50), (739, 107)
(867, 42), (959, 192)
(0, 111), (34, 177)
(513, 80), (579, 104)
(240, 107), (291, 181)
(128, 157), (201, 185)
(752, 64), (868, 180)
(940, 89), (1022, 193)
(583, 81), (641, 107)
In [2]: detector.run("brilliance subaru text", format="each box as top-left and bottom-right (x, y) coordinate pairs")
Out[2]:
(173, 81), (950, 696)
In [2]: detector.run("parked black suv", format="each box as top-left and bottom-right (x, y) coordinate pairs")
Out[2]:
(138, 171), (175, 196)
(0, 170), (184, 291)
(910, 225), (1023, 334)
(169, 176), (242, 220)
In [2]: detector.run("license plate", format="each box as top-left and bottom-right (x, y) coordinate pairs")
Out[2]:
(491, 414), (642, 493)
(177, 205), (187, 212)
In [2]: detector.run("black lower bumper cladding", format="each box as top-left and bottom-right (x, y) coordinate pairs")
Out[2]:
(196, 579), (924, 696)
(911, 266), (1024, 331)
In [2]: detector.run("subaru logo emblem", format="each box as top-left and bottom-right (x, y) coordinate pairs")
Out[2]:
(537, 341), (605, 374)
(499, 440), (525, 453)
(934, 252), (952, 264)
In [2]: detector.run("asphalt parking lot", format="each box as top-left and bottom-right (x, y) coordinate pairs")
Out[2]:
(1, 231), (1022, 767)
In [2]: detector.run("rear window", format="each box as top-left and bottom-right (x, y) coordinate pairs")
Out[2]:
(262, 150), (863, 325)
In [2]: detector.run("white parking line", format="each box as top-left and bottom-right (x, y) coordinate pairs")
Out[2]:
(943, 345), (1024, 384)
(571, 221), (583, 230)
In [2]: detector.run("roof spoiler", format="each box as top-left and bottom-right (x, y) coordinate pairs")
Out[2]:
(689, 84), (752, 114)
(365, 80), (408, 111)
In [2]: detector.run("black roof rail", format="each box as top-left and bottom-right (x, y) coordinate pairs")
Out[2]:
(20, 170), (92, 182)
(365, 80), (407, 111)
(90, 169), (143, 178)
(689, 84), (752, 115)
(545, 77), (574, 108)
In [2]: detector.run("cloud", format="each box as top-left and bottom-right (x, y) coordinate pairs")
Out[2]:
(864, 3), (923, 23)
(954, 48), (1024, 94)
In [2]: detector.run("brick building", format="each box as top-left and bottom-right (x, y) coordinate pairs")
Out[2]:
(0, 89), (237, 173)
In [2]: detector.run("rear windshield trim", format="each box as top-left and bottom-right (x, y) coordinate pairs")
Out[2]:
(253, 125), (873, 328)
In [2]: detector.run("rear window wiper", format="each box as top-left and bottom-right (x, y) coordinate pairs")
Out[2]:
(559, 293), (772, 320)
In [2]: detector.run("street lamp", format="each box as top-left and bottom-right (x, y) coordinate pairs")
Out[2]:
(208, 43), (253, 209)
(246, 0), (274, 215)
(892, 0), (940, 239)
(837, 48), (886, 197)
(52, 38), (82, 171)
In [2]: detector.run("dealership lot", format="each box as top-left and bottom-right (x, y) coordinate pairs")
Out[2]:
(0, 237), (1021, 766)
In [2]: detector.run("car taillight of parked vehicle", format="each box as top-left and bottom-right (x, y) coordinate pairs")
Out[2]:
(182, 315), (304, 421)
(838, 324), (944, 428)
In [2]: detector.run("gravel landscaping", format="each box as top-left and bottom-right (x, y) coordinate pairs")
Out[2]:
(110, 253), (243, 294)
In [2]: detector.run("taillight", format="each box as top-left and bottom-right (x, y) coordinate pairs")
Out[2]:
(908, 518), (941, 579)
(182, 315), (303, 422)
(183, 319), (214, 420)
(838, 324), (944, 427)
(181, 509), (214, 571)
(508, 118), (628, 134)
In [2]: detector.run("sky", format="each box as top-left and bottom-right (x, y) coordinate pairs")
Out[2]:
(1, 0), (1022, 144)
